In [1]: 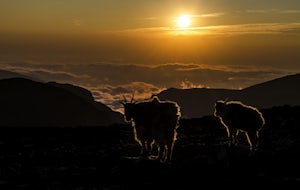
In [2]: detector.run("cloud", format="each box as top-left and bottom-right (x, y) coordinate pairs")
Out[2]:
(198, 13), (225, 18)
(136, 17), (158, 20)
(280, 10), (300, 14)
(0, 61), (294, 113)
(111, 22), (300, 36)
(72, 19), (83, 26)
(180, 79), (206, 89)
(207, 23), (300, 35)
(245, 9), (300, 14)
(0, 63), (92, 85)
(87, 82), (165, 114)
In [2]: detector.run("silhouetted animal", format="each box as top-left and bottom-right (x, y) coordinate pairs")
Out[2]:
(122, 95), (181, 163)
(214, 100), (265, 152)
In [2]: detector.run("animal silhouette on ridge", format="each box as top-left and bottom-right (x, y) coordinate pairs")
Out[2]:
(121, 94), (181, 163)
(214, 100), (265, 153)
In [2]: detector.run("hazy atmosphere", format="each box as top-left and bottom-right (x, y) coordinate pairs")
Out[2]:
(1, 1), (300, 188)
(1, 0), (300, 112)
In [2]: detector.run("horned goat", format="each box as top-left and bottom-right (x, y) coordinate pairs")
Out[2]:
(121, 95), (181, 163)
(214, 100), (265, 152)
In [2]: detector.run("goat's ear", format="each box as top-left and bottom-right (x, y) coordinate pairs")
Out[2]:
(119, 94), (128, 105)
(122, 94), (128, 103)
(224, 98), (229, 103)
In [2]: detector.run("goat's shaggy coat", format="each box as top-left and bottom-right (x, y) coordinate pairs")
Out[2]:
(214, 100), (265, 152)
(122, 96), (181, 163)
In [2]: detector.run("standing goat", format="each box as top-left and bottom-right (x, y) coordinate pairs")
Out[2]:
(214, 100), (265, 152)
(121, 95), (181, 163)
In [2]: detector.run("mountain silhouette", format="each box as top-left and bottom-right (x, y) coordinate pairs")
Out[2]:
(0, 77), (124, 127)
(0, 69), (37, 81)
(157, 73), (300, 118)
(47, 81), (120, 117)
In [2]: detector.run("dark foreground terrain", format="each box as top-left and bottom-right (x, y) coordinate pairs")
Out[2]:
(1, 105), (300, 189)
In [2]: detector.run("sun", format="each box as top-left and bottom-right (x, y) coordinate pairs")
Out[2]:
(177, 15), (191, 28)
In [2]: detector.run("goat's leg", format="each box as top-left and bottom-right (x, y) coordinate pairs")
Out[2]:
(157, 144), (166, 163)
(145, 140), (154, 157)
(232, 129), (239, 146)
(245, 132), (256, 153)
(165, 141), (175, 163)
(255, 131), (260, 150)
(140, 140), (148, 157)
(225, 126), (231, 139)
(224, 126), (231, 146)
(246, 131), (259, 153)
(226, 127), (235, 147)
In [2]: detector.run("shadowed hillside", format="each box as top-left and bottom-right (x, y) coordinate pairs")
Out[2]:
(0, 69), (36, 81)
(1, 73), (299, 188)
(157, 73), (300, 118)
(0, 78), (124, 126)
(48, 81), (121, 120)
(0, 105), (300, 189)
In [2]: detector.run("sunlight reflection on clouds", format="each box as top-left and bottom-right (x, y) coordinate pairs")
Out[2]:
(0, 61), (293, 113)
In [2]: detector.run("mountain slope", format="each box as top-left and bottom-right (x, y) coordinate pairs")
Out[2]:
(0, 78), (124, 126)
(157, 88), (240, 118)
(0, 69), (36, 80)
(240, 73), (300, 108)
(47, 82), (120, 113)
(157, 73), (300, 118)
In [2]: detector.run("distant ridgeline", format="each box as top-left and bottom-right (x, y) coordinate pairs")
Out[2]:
(157, 73), (300, 118)
(0, 77), (124, 127)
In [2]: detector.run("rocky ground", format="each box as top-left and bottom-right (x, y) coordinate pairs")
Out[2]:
(0, 105), (300, 189)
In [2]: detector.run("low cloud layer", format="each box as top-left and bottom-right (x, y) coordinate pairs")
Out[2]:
(0, 61), (294, 113)
(116, 22), (300, 36)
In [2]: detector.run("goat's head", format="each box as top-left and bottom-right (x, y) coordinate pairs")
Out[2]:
(120, 92), (137, 122)
(214, 100), (226, 117)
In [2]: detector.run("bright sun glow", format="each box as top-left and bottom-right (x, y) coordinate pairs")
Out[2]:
(177, 15), (191, 28)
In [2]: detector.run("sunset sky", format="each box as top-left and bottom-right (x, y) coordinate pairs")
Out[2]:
(1, 0), (300, 112)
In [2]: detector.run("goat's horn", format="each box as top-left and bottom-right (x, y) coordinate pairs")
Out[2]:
(130, 91), (135, 103)
(122, 94), (127, 103)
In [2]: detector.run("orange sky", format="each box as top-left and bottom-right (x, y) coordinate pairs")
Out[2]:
(1, 0), (300, 112)
(1, 0), (300, 69)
